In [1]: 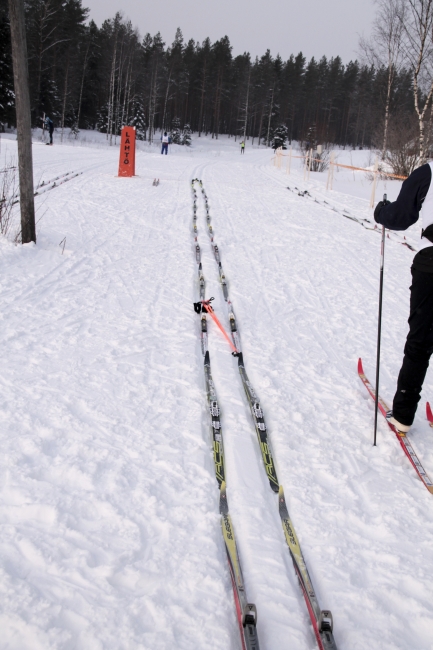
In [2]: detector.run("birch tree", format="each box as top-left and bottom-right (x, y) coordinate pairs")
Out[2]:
(360, 0), (405, 157)
(399, 0), (433, 161)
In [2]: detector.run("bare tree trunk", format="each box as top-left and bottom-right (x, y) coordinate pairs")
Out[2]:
(60, 51), (70, 143)
(120, 55), (131, 129)
(8, 0), (36, 243)
(397, 0), (433, 161)
(198, 58), (207, 137)
(427, 98), (433, 153)
(251, 107), (257, 145)
(344, 99), (352, 145)
(215, 81), (222, 140)
(148, 58), (159, 144)
(359, 0), (405, 156)
(162, 71), (172, 131)
(76, 39), (90, 134)
(183, 86), (190, 129)
(382, 66), (394, 157)
(412, 51), (433, 161)
(212, 70), (221, 139)
(257, 102), (265, 147)
(147, 68), (153, 142)
(107, 30), (118, 144)
(242, 64), (251, 142)
(266, 87), (274, 147)
(149, 74), (156, 143)
(125, 60), (134, 124)
(113, 36), (126, 145)
(36, 32), (43, 120)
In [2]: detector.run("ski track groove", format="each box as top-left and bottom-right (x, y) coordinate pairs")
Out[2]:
(193, 174), (312, 649)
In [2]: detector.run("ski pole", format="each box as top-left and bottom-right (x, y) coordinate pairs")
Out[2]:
(374, 194), (387, 446)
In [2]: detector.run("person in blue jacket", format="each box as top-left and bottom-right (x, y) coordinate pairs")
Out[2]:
(45, 116), (54, 145)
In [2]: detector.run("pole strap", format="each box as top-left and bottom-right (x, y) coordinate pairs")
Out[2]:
(201, 301), (239, 355)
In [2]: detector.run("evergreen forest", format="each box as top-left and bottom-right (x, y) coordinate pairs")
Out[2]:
(0, 0), (420, 148)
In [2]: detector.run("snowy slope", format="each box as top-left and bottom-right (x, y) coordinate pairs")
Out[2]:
(0, 134), (432, 650)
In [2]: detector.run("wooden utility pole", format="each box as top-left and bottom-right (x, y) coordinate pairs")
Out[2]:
(8, 0), (36, 243)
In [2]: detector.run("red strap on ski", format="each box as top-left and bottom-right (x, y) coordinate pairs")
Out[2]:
(202, 302), (238, 354)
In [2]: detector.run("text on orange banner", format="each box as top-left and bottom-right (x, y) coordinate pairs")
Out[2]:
(118, 126), (136, 177)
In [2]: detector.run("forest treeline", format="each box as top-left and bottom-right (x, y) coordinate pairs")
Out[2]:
(0, 0), (419, 148)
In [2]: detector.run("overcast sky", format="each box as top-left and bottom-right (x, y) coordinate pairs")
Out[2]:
(83, 0), (376, 63)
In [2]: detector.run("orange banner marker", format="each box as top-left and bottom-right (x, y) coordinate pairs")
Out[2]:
(203, 302), (238, 354)
(118, 126), (136, 177)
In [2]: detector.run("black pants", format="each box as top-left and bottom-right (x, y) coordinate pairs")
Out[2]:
(393, 267), (433, 425)
(49, 127), (53, 144)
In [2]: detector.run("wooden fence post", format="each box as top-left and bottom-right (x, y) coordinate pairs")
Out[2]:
(370, 157), (379, 208)
(326, 152), (335, 190)
(287, 145), (292, 175)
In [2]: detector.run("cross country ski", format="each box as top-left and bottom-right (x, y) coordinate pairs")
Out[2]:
(192, 178), (338, 650)
(191, 180), (259, 650)
(426, 402), (433, 428)
(358, 358), (433, 493)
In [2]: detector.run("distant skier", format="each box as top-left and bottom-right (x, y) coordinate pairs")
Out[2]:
(161, 132), (170, 155)
(240, 140), (245, 154)
(374, 162), (433, 432)
(45, 116), (54, 145)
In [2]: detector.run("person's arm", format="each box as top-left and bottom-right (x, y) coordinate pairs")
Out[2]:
(374, 163), (431, 230)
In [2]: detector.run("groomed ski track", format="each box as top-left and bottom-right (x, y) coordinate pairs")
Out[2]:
(0, 135), (433, 649)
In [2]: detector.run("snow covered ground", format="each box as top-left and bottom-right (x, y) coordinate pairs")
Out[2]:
(0, 132), (432, 650)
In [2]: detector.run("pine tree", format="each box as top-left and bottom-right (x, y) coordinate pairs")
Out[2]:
(0, 0), (419, 150)
(181, 122), (192, 146)
(0, 0), (15, 127)
(131, 101), (146, 140)
(304, 124), (317, 151)
(271, 124), (288, 150)
(96, 104), (109, 133)
(69, 121), (80, 138)
(171, 116), (181, 143)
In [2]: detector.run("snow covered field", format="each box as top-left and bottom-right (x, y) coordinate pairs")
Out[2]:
(0, 132), (432, 650)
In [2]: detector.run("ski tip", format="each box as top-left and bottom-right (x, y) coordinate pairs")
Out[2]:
(426, 401), (433, 426)
(270, 479), (280, 493)
(357, 357), (364, 375)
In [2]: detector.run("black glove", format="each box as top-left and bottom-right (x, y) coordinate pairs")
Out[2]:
(374, 199), (391, 222)
(193, 297), (214, 314)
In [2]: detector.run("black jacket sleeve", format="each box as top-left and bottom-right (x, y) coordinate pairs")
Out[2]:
(374, 163), (431, 231)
